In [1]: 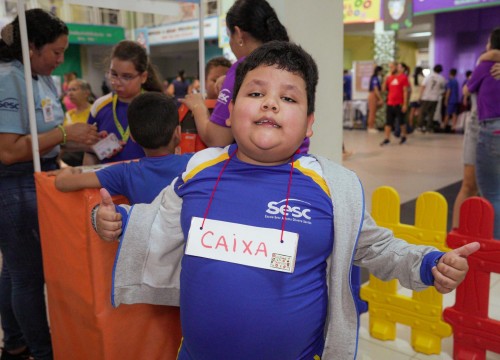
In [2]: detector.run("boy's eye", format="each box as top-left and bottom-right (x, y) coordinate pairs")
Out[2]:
(249, 92), (262, 97)
(282, 96), (296, 103)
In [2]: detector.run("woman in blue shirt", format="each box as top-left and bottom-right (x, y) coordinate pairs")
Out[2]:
(0, 9), (98, 360)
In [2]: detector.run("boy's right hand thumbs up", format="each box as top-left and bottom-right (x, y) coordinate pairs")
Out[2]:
(96, 188), (123, 242)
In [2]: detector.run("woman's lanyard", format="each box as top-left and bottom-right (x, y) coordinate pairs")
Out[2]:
(112, 93), (130, 142)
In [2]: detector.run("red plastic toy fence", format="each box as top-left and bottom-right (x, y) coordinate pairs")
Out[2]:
(443, 196), (500, 360)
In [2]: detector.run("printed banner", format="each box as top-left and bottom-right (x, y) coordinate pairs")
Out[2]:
(413, 0), (500, 14)
(384, 0), (413, 30)
(343, 0), (382, 24)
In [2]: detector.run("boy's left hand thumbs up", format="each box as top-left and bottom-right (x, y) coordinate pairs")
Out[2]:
(432, 242), (480, 294)
(96, 188), (122, 242)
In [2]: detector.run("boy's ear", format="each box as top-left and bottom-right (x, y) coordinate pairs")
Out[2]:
(225, 101), (234, 127)
(172, 125), (181, 147)
(305, 113), (315, 138)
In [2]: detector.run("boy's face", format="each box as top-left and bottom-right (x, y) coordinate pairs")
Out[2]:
(206, 65), (229, 99)
(228, 65), (314, 166)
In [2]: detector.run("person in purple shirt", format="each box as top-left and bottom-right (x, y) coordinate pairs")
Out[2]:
(180, 0), (312, 153)
(464, 27), (500, 239)
(84, 40), (163, 165)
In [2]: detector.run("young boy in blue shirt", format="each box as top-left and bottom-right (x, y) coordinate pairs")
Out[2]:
(94, 41), (479, 359)
(53, 92), (191, 204)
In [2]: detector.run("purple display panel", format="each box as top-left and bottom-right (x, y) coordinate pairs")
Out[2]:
(434, 6), (500, 91)
(414, 0), (500, 14)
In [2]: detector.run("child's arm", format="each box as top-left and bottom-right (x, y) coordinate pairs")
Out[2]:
(432, 242), (480, 294)
(55, 167), (102, 192)
(479, 49), (500, 62)
(179, 93), (234, 147)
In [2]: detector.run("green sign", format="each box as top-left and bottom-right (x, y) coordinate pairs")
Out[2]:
(67, 23), (125, 45)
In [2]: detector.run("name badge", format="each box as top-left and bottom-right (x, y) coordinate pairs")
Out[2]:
(186, 217), (298, 273)
(41, 98), (55, 123)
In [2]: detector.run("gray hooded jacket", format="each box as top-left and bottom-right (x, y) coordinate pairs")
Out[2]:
(110, 155), (437, 359)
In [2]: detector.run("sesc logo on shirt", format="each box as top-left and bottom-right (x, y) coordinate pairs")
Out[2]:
(217, 89), (231, 104)
(0, 97), (20, 112)
(265, 199), (312, 224)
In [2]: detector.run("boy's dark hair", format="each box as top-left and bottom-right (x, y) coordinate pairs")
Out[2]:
(233, 41), (318, 116)
(127, 93), (179, 150)
(434, 64), (443, 73)
(226, 0), (289, 43)
(490, 27), (500, 50)
(450, 68), (457, 76)
(205, 56), (231, 79)
(465, 70), (472, 77)
(0, 8), (68, 62)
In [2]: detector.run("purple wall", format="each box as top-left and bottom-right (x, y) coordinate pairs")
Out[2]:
(434, 6), (500, 86)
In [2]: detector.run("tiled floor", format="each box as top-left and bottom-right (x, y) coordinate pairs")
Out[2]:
(343, 129), (500, 359)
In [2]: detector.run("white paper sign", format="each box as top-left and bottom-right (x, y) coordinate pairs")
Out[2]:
(186, 217), (298, 273)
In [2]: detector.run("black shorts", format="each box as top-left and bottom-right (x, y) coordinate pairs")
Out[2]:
(386, 105), (405, 127)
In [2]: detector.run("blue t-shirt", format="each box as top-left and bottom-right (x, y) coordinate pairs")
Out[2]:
(343, 74), (352, 101)
(369, 74), (381, 92)
(96, 154), (191, 204)
(88, 94), (145, 163)
(446, 78), (459, 104)
(174, 144), (334, 360)
(0, 60), (64, 159)
(172, 79), (190, 102)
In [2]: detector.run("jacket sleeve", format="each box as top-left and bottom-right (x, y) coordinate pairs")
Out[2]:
(111, 178), (184, 307)
(353, 210), (439, 291)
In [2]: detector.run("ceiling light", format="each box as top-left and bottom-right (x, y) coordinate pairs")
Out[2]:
(407, 31), (432, 38)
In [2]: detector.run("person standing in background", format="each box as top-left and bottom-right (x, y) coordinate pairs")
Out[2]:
(463, 27), (500, 239)
(0, 9), (99, 360)
(452, 50), (500, 229)
(61, 71), (77, 112)
(343, 69), (352, 101)
(178, 0), (296, 150)
(418, 64), (446, 132)
(167, 70), (190, 106)
(380, 62), (409, 145)
(408, 66), (425, 132)
(204, 56), (231, 100)
(442, 68), (460, 132)
(60, 78), (94, 166)
(83, 40), (163, 165)
(367, 65), (383, 133)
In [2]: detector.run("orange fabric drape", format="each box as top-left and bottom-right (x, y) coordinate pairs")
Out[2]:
(35, 173), (182, 359)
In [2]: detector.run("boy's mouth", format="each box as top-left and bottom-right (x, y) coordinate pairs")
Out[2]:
(255, 119), (281, 128)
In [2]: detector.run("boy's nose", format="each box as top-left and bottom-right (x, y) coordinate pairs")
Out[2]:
(262, 99), (278, 112)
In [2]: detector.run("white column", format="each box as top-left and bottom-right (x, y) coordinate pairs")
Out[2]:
(428, 15), (435, 68)
(268, 0), (343, 162)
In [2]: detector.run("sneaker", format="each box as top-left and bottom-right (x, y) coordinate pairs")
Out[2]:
(400, 137), (407, 144)
(367, 128), (378, 134)
(380, 139), (390, 146)
(0, 348), (32, 360)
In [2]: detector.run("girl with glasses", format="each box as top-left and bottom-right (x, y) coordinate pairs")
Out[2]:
(83, 40), (163, 165)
